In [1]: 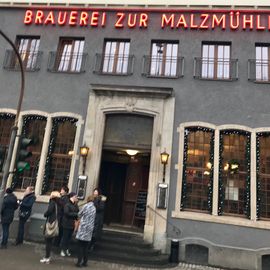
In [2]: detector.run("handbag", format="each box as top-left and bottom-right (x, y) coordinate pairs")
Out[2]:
(19, 210), (30, 218)
(44, 203), (59, 238)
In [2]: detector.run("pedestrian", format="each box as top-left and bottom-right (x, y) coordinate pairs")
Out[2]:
(90, 187), (106, 250)
(75, 195), (96, 267)
(0, 188), (18, 249)
(60, 192), (79, 257)
(54, 185), (69, 247)
(15, 186), (36, 245)
(40, 191), (61, 264)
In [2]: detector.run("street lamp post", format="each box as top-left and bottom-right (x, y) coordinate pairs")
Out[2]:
(0, 29), (25, 211)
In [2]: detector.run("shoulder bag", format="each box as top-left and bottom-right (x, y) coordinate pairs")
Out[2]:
(44, 203), (59, 238)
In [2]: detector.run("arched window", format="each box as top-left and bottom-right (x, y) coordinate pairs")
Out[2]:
(218, 130), (251, 217)
(181, 127), (214, 212)
(12, 115), (47, 190)
(42, 117), (77, 194)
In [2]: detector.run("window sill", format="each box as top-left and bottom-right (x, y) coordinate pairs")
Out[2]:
(171, 210), (270, 230)
(143, 74), (182, 79)
(93, 71), (132, 76)
(249, 79), (270, 84)
(194, 76), (238, 82)
(4, 67), (40, 72)
(47, 69), (85, 74)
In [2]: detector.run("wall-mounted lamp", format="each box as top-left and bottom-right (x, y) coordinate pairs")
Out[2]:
(80, 144), (89, 175)
(126, 149), (139, 156)
(160, 150), (169, 183)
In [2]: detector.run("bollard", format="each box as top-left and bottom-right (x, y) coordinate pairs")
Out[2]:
(169, 239), (179, 263)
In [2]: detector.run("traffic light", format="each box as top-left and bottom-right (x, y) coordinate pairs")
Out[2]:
(16, 137), (33, 173)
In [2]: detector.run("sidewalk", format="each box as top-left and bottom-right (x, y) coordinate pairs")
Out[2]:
(0, 242), (226, 270)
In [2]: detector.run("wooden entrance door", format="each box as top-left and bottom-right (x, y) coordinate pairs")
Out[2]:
(99, 161), (127, 225)
(122, 160), (149, 226)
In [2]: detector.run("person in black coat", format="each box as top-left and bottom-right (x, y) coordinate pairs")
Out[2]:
(90, 188), (106, 250)
(15, 186), (36, 245)
(60, 192), (79, 257)
(1, 188), (18, 248)
(54, 185), (69, 247)
(40, 191), (61, 264)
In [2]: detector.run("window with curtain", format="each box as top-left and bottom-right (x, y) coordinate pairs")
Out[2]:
(182, 127), (214, 212)
(13, 115), (47, 190)
(102, 40), (130, 74)
(150, 41), (178, 77)
(56, 38), (85, 72)
(255, 44), (270, 82)
(15, 36), (40, 70)
(42, 118), (77, 194)
(201, 42), (231, 79)
(219, 131), (250, 216)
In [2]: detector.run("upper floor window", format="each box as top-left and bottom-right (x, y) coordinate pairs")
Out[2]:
(202, 42), (231, 80)
(48, 38), (86, 73)
(3, 36), (42, 71)
(219, 130), (250, 217)
(255, 44), (270, 82)
(150, 41), (179, 77)
(181, 127), (214, 213)
(101, 40), (131, 74)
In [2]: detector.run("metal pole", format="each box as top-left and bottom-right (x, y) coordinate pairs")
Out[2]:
(0, 29), (25, 211)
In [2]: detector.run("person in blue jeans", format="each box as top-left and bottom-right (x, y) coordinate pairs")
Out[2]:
(1, 188), (18, 248)
(15, 186), (36, 245)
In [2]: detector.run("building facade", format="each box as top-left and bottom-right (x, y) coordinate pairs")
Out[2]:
(0, 2), (270, 269)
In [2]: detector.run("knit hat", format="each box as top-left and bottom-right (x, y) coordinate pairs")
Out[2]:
(69, 192), (77, 198)
(6, 188), (13, 194)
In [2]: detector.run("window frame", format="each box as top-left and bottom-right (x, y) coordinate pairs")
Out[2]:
(201, 41), (232, 80)
(149, 40), (179, 77)
(101, 39), (131, 75)
(55, 37), (85, 73)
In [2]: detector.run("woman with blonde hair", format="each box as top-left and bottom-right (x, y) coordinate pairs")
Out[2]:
(40, 191), (60, 264)
(75, 195), (96, 267)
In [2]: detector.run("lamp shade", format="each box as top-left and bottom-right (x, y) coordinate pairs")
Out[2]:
(126, 149), (138, 156)
(80, 145), (89, 157)
(160, 150), (169, 164)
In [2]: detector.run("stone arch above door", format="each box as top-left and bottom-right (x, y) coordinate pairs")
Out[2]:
(83, 84), (175, 251)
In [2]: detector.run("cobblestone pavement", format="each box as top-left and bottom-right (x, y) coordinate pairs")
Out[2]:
(0, 242), (227, 270)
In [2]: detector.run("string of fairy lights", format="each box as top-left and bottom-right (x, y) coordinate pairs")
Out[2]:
(181, 126), (214, 213)
(256, 132), (270, 219)
(41, 116), (77, 194)
(11, 115), (47, 189)
(218, 130), (251, 216)
(182, 127), (254, 218)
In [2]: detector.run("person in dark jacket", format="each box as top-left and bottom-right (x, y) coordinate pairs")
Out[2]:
(60, 192), (79, 257)
(15, 186), (36, 245)
(1, 188), (18, 248)
(40, 191), (61, 264)
(90, 188), (106, 250)
(54, 185), (69, 247)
